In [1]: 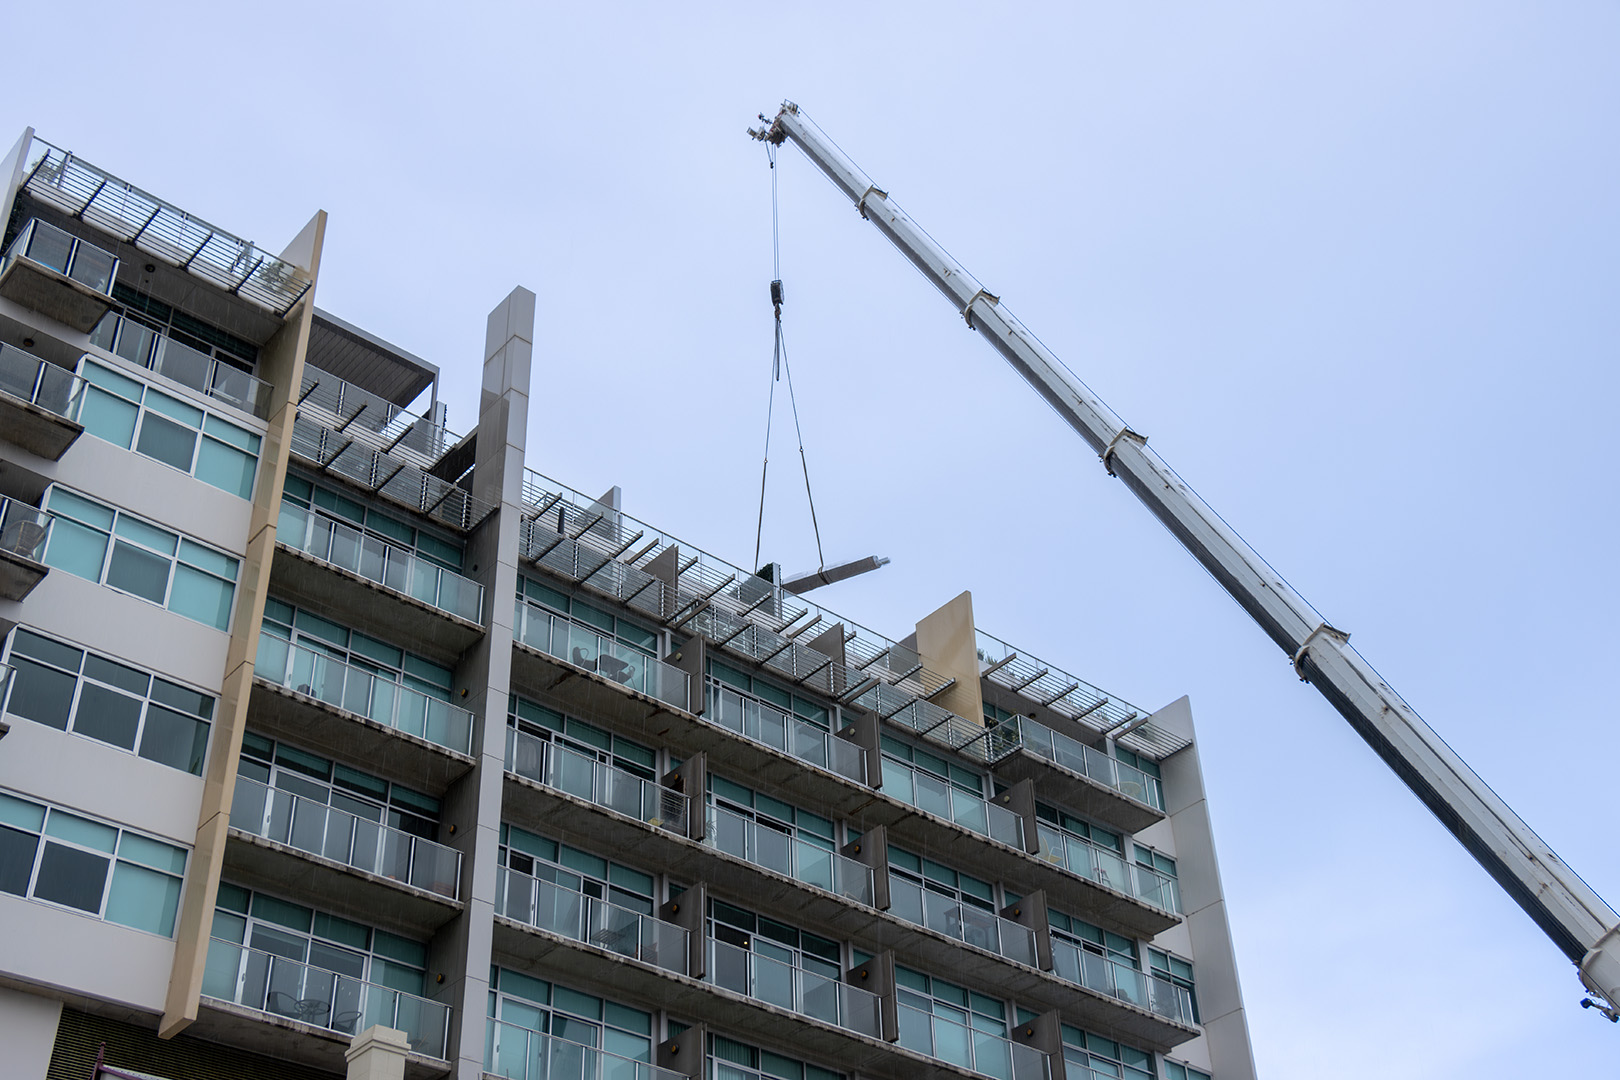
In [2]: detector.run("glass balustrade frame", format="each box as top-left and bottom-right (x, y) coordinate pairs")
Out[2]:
(1035, 824), (1181, 914)
(707, 937), (882, 1039)
(495, 866), (689, 975)
(484, 1019), (683, 1080)
(704, 803), (873, 906)
(0, 342), (87, 419)
(707, 680), (865, 784)
(504, 727), (689, 834)
(513, 598), (688, 710)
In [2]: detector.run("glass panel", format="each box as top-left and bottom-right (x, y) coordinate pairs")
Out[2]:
(5, 658), (77, 730)
(139, 704), (210, 774)
(33, 842), (110, 912)
(71, 683), (143, 749)
(43, 518), (109, 581)
(107, 540), (172, 603)
(79, 388), (139, 448)
(105, 861), (181, 935)
(170, 565), (235, 630)
(195, 438), (258, 498)
(0, 826), (39, 895)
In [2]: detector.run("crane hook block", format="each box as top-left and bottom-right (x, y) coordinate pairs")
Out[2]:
(770, 280), (785, 307)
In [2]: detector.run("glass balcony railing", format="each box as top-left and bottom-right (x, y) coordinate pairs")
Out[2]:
(513, 598), (688, 711)
(1049, 941), (1197, 1026)
(229, 775), (461, 900)
(505, 726), (688, 834)
(485, 1019), (682, 1080)
(1011, 719), (1163, 812)
(202, 938), (449, 1057)
(708, 938), (882, 1038)
(879, 758), (1024, 848)
(88, 312), (271, 418)
(0, 498), (54, 563)
(495, 866), (688, 975)
(888, 877), (1036, 967)
(706, 803), (873, 907)
(1035, 826), (1181, 914)
(0, 662), (12, 709)
(253, 635), (474, 755)
(897, 1004), (1048, 1080)
(278, 502), (484, 624)
(708, 681), (865, 784)
(4, 218), (118, 296)
(0, 342), (86, 419)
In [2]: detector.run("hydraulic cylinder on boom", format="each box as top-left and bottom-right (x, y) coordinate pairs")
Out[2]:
(749, 100), (1620, 1017)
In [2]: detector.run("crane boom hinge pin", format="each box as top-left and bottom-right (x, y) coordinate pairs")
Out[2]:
(855, 184), (889, 219)
(962, 288), (1000, 330)
(1292, 623), (1351, 681)
(1101, 427), (1147, 477)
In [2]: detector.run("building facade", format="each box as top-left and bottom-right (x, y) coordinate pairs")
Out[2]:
(0, 128), (1257, 1080)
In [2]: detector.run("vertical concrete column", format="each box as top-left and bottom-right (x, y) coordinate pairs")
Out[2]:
(434, 287), (534, 1080)
(346, 1025), (411, 1080)
(1153, 696), (1258, 1080)
(160, 210), (326, 1038)
(913, 591), (985, 728)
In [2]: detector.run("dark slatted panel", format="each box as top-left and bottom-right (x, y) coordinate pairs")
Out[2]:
(47, 1009), (342, 1080)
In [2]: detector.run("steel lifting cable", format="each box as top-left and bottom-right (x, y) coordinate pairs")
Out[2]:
(753, 141), (828, 574)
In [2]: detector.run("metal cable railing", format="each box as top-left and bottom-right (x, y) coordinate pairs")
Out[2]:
(297, 364), (463, 474)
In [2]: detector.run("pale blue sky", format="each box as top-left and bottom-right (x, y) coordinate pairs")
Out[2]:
(8, 3), (1618, 1075)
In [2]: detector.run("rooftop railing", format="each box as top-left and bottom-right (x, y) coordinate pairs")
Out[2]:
(505, 726), (688, 834)
(708, 680), (865, 784)
(21, 138), (312, 316)
(706, 802), (874, 907)
(1034, 825), (1181, 915)
(1012, 718), (1164, 813)
(88, 312), (271, 419)
(297, 364), (461, 474)
(888, 877), (1037, 968)
(254, 634), (474, 755)
(896, 1001), (1048, 1080)
(3, 217), (118, 297)
(229, 775), (461, 900)
(277, 502), (485, 624)
(879, 757), (1024, 849)
(1049, 940), (1197, 1026)
(485, 1019), (683, 1080)
(496, 866), (688, 975)
(0, 342), (87, 419)
(202, 938), (449, 1057)
(0, 498), (54, 563)
(708, 938), (882, 1038)
(513, 597), (689, 711)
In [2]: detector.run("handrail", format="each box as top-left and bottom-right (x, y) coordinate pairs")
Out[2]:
(879, 757), (1024, 848)
(888, 876), (1036, 968)
(705, 802), (873, 906)
(708, 679), (865, 784)
(0, 342), (87, 419)
(495, 866), (688, 975)
(3, 217), (118, 297)
(896, 1002), (1048, 1080)
(513, 597), (689, 711)
(485, 1019), (685, 1080)
(1049, 938), (1197, 1026)
(505, 726), (688, 834)
(708, 937), (882, 1038)
(277, 502), (485, 623)
(87, 312), (271, 419)
(254, 634), (474, 754)
(202, 937), (450, 1056)
(298, 363), (464, 473)
(1035, 824), (1181, 914)
(0, 498), (54, 564)
(1012, 717), (1164, 812)
(229, 775), (461, 900)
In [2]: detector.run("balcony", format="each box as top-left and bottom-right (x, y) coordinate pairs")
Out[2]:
(0, 218), (118, 331)
(709, 680), (865, 784)
(0, 498), (53, 601)
(994, 718), (1165, 834)
(512, 598), (690, 713)
(1035, 824), (1181, 928)
(201, 938), (449, 1058)
(88, 312), (272, 419)
(227, 776), (461, 934)
(708, 938), (882, 1039)
(505, 727), (688, 834)
(485, 1021), (683, 1080)
(888, 877), (1036, 968)
(705, 803), (874, 907)
(896, 1003), (1047, 1080)
(495, 866), (688, 975)
(0, 342), (85, 458)
(879, 757), (1024, 848)
(273, 502), (485, 652)
(1049, 940), (1197, 1028)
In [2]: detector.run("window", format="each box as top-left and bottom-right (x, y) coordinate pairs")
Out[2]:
(887, 843), (998, 922)
(42, 487), (239, 630)
(708, 899), (843, 1010)
(256, 598), (454, 712)
(2, 628), (212, 774)
(1134, 844), (1181, 911)
(518, 575), (658, 654)
(96, 283), (260, 373)
(76, 361), (262, 498)
(488, 968), (654, 1075)
(237, 733), (440, 841)
(894, 966), (1010, 1069)
(1061, 1024), (1155, 1080)
(282, 474), (464, 571)
(1162, 1061), (1212, 1080)
(507, 696), (655, 780)
(708, 774), (836, 861)
(0, 791), (186, 936)
(1148, 947), (1198, 1023)
(709, 1034), (842, 1080)
(710, 660), (831, 731)
(983, 701), (1019, 727)
(498, 823), (656, 915)
(1048, 906), (1141, 997)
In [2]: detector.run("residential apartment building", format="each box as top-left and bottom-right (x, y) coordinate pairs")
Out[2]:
(0, 127), (1257, 1080)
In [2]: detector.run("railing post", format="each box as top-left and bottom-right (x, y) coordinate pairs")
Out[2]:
(657, 1021), (706, 1079)
(843, 825), (889, 911)
(1001, 888), (1052, 971)
(1000, 778), (1040, 855)
(848, 949), (897, 1043)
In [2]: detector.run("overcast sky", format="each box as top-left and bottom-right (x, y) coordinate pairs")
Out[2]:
(9, 3), (1619, 1076)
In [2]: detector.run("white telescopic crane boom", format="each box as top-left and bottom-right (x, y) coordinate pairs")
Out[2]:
(751, 100), (1620, 1015)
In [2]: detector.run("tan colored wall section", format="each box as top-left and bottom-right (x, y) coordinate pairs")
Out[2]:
(914, 590), (985, 726)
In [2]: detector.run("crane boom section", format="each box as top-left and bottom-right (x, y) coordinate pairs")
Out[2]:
(757, 101), (1620, 1009)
